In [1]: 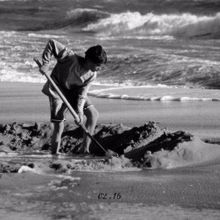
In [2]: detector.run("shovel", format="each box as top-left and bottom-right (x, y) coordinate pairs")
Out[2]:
(33, 58), (114, 158)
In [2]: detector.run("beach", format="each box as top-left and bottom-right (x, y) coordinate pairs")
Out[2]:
(1, 82), (220, 219)
(1, 0), (220, 219)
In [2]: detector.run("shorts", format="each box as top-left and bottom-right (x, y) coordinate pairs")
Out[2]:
(43, 81), (92, 122)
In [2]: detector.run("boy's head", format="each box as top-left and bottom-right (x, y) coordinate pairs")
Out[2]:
(85, 45), (107, 65)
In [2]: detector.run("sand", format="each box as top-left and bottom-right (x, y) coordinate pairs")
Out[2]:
(1, 82), (220, 220)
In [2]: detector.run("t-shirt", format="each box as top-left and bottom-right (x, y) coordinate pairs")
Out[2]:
(41, 39), (97, 111)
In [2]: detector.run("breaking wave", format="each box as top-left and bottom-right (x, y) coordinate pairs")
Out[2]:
(11, 8), (220, 39)
(84, 11), (220, 39)
(64, 8), (109, 27)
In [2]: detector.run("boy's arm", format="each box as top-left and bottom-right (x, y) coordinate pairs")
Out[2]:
(76, 73), (96, 116)
(41, 39), (71, 73)
(76, 84), (91, 114)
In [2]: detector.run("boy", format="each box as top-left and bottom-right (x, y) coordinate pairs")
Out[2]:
(39, 39), (107, 155)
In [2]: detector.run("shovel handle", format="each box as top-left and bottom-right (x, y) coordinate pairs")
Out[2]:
(34, 58), (42, 69)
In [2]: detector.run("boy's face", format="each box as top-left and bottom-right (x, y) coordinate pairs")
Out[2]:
(87, 60), (102, 72)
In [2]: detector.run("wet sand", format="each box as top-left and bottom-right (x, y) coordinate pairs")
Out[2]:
(1, 82), (220, 137)
(1, 163), (220, 220)
(1, 82), (220, 219)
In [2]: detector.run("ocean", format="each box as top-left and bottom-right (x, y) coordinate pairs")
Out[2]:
(0, 0), (220, 101)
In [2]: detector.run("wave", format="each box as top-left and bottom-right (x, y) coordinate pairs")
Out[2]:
(89, 92), (220, 102)
(98, 53), (220, 89)
(63, 8), (109, 28)
(29, 8), (110, 31)
(1, 4), (219, 37)
(84, 11), (220, 39)
(1, 59), (220, 89)
(1, 0), (220, 31)
(1, 47), (220, 89)
(89, 86), (220, 102)
(1, 7), (110, 31)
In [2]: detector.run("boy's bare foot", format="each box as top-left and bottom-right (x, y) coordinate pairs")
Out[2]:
(77, 144), (90, 154)
(50, 145), (60, 155)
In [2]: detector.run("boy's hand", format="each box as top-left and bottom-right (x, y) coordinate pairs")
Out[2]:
(33, 58), (49, 75)
(40, 64), (49, 75)
(78, 111), (84, 124)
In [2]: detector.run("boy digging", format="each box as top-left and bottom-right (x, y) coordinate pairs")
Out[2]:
(39, 39), (107, 155)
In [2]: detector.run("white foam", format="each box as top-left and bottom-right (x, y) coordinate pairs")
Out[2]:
(28, 33), (65, 39)
(18, 165), (41, 174)
(0, 68), (45, 83)
(84, 11), (220, 39)
(89, 86), (220, 102)
(0, 31), (16, 36)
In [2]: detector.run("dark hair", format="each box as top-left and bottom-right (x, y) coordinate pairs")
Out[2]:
(85, 45), (107, 64)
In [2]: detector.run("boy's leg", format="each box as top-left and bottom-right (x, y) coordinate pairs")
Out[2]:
(50, 121), (64, 154)
(49, 97), (67, 154)
(82, 105), (99, 153)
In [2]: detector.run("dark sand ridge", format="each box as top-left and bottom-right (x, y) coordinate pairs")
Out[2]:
(0, 120), (194, 172)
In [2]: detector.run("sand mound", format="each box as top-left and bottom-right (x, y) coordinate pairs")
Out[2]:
(0, 121), (220, 173)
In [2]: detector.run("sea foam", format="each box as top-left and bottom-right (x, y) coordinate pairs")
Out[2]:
(84, 11), (220, 39)
(89, 86), (220, 102)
